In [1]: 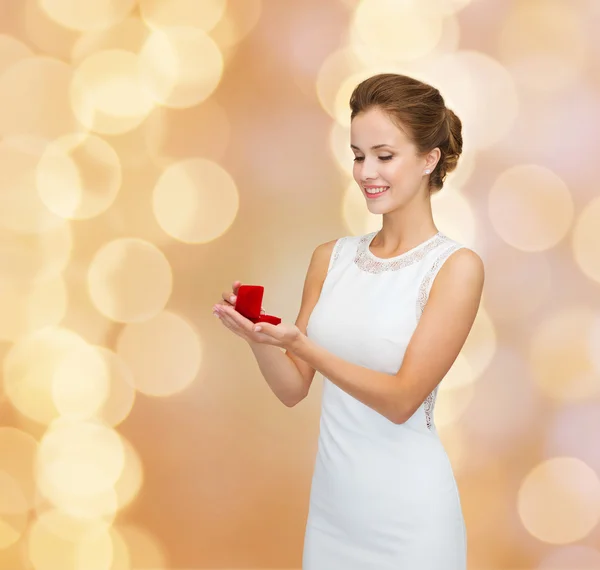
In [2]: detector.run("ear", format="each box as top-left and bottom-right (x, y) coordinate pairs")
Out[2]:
(424, 147), (441, 172)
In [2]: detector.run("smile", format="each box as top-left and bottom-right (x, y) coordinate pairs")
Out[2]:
(364, 186), (389, 198)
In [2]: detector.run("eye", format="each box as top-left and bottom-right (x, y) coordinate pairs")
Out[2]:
(353, 156), (364, 162)
(379, 155), (393, 161)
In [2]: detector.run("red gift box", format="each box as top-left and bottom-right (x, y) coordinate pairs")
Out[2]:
(234, 285), (281, 325)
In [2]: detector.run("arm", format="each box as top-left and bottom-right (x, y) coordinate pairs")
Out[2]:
(248, 239), (337, 407)
(288, 249), (485, 423)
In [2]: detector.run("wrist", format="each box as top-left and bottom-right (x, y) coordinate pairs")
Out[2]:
(288, 331), (309, 355)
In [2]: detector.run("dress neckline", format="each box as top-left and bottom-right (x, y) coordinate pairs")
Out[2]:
(354, 230), (449, 274)
(365, 231), (443, 262)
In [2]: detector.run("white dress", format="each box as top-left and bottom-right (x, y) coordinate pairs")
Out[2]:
(303, 230), (469, 570)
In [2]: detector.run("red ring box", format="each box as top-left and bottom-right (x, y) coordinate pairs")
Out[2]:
(234, 285), (281, 325)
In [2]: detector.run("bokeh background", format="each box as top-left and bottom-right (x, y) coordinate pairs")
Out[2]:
(0, 0), (599, 568)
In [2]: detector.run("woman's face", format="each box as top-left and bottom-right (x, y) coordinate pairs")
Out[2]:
(350, 107), (436, 213)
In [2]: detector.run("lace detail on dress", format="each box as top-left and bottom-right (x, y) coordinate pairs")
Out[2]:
(423, 386), (439, 430)
(416, 243), (464, 430)
(416, 244), (463, 319)
(355, 232), (449, 274)
(327, 237), (346, 274)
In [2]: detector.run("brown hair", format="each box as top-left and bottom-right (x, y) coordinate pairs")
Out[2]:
(349, 73), (462, 192)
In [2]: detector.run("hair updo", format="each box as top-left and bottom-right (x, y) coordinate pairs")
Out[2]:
(349, 73), (463, 193)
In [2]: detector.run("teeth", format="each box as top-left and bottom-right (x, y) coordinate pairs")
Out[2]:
(365, 187), (388, 194)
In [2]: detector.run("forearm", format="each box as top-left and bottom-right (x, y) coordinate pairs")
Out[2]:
(248, 342), (308, 407)
(288, 334), (404, 423)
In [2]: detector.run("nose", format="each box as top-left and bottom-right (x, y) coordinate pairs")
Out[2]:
(359, 157), (378, 181)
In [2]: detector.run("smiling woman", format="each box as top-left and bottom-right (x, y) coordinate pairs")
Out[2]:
(215, 72), (483, 570)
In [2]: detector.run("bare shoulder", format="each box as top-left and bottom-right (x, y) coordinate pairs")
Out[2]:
(302, 238), (339, 295)
(430, 247), (485, 303)
(440, 247), (484, 281)
(311, 238), (339, 267)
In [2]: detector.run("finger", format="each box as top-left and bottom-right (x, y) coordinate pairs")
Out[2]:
(220, 305), (253, 333)
(221, 291), (235, 305)
(252, 322), (274, 335)
(232, 280), (242, 294)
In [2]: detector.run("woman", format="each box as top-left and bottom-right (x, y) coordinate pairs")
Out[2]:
(213, 73), (484, 569)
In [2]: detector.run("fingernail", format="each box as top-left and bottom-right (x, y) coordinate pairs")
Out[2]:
(230, 296), (235, 303)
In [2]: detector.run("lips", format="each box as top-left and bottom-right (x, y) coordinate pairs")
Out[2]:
(364, 186), (389, 198)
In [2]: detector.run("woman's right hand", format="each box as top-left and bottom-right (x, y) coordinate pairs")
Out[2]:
(216, 280), (265, 315)
(214, 280), (267, 344)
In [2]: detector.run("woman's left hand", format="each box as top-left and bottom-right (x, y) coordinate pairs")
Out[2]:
(213, 304), (303, 350)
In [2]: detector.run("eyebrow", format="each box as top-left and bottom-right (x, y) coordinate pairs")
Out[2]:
(350, 144), (394, 151)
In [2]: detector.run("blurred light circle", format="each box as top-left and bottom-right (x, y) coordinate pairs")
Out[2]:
(22, 0), (80, 61)
(113, 436), (144, 511)
(0, 275), (67, 342)
(316, 47), (366, 122)
(0, 220), (72, 282)
(152, 158), (239, 243)
(482, 242), (552, 322)
(140, 0), (227, 32)
(94, 348), (136, 428)
(210, 0), (263, 51)
(37, 420), (125, 500)
(518, 457), (600, 544)
(431, 185), (477, 246)
(3, 328), (102, 425)
(58, 262), (113, 346)
(0, 34), (34, 74)
(418, 0), (474, 17)
(36, 133), (122, 220)
(139, 27), (224, 109)
(71, 17), (151, 64)
(104, 162), (173, 246)
(0, 56), (79, 139)
(0, 136), (65, 233)
(39, 0), (136, 32)
(488, 165), (574, 252)
(329, 123), (353, 176)
(417, 50), (519, 150)
(87, 238), (173, 323)
(538, 545), (600, 569)
(70, 49), (156, 135)
(546, 402), (600, 477)
(572, 197), (600, 284)
(27, 508), (113, 570)
(498, 0), (586, 94)
(37, 481), (119, 522)
(144, 99), (231, 162)
(351, 0), (443, 62)
(51, 343), (110, 421)
(529, 307), (600, 401)
(116, 311), (202, 397)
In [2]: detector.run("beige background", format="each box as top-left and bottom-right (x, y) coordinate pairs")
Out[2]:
(1, 0), (600, 568)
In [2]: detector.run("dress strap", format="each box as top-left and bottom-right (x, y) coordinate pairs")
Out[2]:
(416, 244), (467, 320)
(327, 237), (347, 274)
